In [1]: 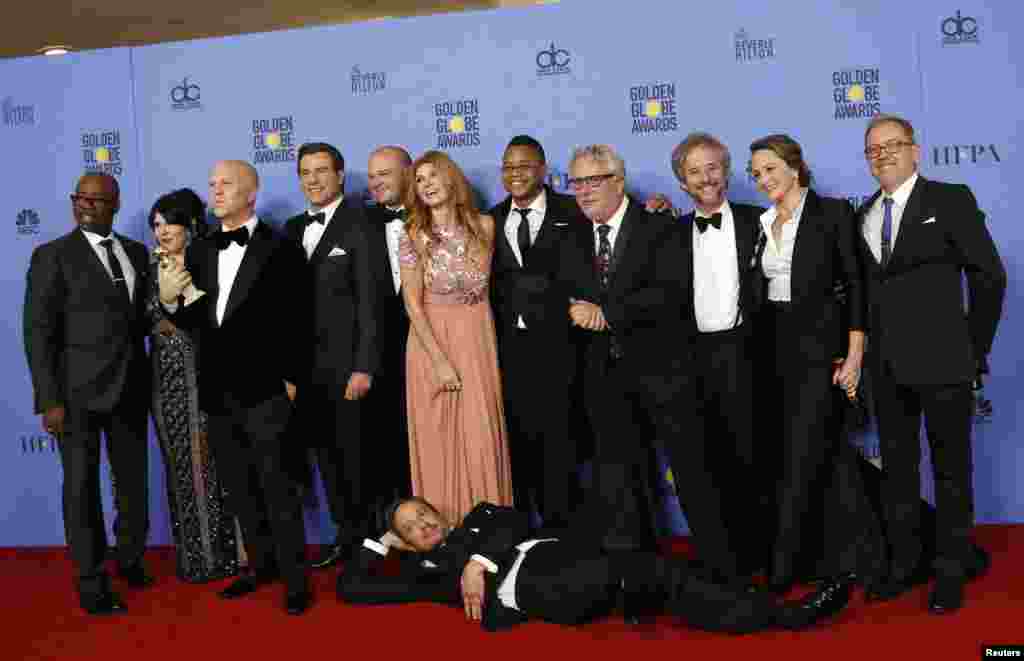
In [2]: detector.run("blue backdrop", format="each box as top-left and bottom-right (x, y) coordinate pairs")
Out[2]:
(2, 0), (1020, 545)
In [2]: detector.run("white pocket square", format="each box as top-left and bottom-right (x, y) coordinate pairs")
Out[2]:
(923, 217), (937, 224)
(328, 246), (347, 257)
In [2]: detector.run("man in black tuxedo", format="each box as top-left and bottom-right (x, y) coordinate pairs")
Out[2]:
(282, 143), (380, 570)
(489, 135), (590, 529)
(160, 160), (311, 614)
(24, 173), (152, 615)
(362, 145), (414, 510)
(857, 115), (1005, 613)
(556, 145), (737, 583)
(339, 497), (839, 632)
(669, 133), (769, 578)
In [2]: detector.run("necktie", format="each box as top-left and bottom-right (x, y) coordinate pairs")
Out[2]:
(306, 212), (326, 227)
(694, 212), (723, 233)
(99, 238), (131, 304)
(216, 226), (249, 250)
(515, 208), (532, 265)
(880, 196), (894, 267)
(595, 224), (623, 360)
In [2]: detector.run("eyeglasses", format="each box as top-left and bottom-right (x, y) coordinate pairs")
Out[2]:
(568, 173), (618, 192)
(501, 162), (543, 175)
(864, 140), (914, 159)
(70, 194), (116, 206)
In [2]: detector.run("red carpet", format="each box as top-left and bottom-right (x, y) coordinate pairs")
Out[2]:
(6, 525), (1022, 661)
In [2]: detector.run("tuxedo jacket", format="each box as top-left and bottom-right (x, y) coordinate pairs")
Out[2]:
(556, 198), (694, 401)
(24, 228), (150, 414)
(284, 199), (379, 388)
(855, 177), (1005, 385)
(363, 203), (410, 376)
(171, 221), (308, 413)
(754, 188), (866, 364)
(679, 201), (765, 330)
(490, 187), (591, 378)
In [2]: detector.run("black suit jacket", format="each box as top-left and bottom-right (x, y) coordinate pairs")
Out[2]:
(855, 177), (1005, 385)
(363, 204), (410, 375)
(755, 189), (865, 363)
(171, 221), (308, 413)
(24, 228), (150, 413)
(284, 199), (379, 388)
(556, 197), (694, 401)
(490, 187), (591, 376)
(680, 201), (765, 328)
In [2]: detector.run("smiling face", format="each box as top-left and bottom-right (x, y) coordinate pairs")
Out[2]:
(414, 162), (452, 209)
(72, 175), (119, 233)
(152, 213), (188, 255)
(865, 120), (920, 194)
(501, 144), (547, 208)
(368, 148), (408, 207)
(749, 149), (799, 206)
(679, 144), (728, 214)
(392, 501), (450, 552)
(299, 151), (343, 209)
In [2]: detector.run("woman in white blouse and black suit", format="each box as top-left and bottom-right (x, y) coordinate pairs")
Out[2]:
(748, 134), (883, 613)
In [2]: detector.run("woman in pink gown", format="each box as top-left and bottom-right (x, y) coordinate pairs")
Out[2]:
(398, 150), (513, 524)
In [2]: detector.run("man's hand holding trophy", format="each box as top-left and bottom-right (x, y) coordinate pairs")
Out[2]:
(156, 247), (205, 306)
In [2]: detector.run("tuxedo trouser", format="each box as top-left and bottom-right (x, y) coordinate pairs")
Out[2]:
(366, 344), (411, 509)
(515, 541), (778, 632)
(501, 327), (575, 527)
(207, 394), (307, 592)
(693, 325), (767, 575)
(59, 397), (149, 599)
(302, 382), (373, 544)
(873, 369), (974, 580)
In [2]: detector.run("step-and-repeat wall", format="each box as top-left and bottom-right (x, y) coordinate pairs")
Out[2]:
(2, 0), (1020, 544)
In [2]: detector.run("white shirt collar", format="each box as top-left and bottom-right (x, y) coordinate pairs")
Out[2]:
(594, 195), (629, 235)
(759, 188), (808, 230)
(512, 189), (547, 216)
(309, 194), (344, 223)
(695, 199), (731, 219)
(81, 227), (118, 246)
(883, 171), (919, 207)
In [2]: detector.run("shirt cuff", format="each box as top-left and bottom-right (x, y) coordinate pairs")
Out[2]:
(470, 554), (499, 574)
(363, 538), (389, 556)
(163, 300), (179, 314)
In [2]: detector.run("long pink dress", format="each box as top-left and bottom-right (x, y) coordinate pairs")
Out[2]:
(399, 223), (513, 523)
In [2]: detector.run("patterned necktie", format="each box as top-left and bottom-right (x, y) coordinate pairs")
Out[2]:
(596, 224), (612, 289)
(99, 238), (131, 304)
(880, 196), (894, 267)
(515, 208), (532, 266)
(694, 212), (723, 233)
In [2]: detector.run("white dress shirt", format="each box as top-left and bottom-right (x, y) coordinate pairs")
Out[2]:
(504, 190), (547, 329)
(82, 228), (136, 302)
(216, 216), (259, 326)
(692, 201), (741, 332)
(384, 205), (405, 294)
(862, 172), (918, 264)
(592, 195), (630, 256)
(302, 194), (344, 259)
(760, 190), (809, 302)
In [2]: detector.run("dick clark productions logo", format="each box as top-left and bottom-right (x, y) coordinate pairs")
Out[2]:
(170, 77), (201, 111)
(942, 10), (979, 45)
(536, 43), (571, 76)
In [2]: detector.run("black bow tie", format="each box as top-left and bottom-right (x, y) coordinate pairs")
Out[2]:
(381, 207), (404, 223)
(694, 212), (723, 233)
(215, 227), (250, 250)
(305, 212), (326, 227)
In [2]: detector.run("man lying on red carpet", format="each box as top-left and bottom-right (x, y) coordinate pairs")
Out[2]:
(338, 498), (848, 632)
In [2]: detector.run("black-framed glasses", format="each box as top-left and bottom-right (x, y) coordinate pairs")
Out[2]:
(501, 162), (543, 175)
(864, 140), (914, 159)
(70, 194), (116, 206)
(568, 173), (618, 191)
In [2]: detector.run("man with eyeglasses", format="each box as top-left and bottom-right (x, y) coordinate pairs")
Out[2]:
(24, 173), (153, 615)
(555, 146), (733, 589)
(857, 114), (1005, 613)
(488, 135), (590, 530)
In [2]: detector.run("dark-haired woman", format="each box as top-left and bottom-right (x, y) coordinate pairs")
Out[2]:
(146, 188), (240, 582)
(748, 135), (884, 608)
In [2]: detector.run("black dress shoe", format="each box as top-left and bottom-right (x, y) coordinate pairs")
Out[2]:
(865, 578), (914, 603)
(285, 590), (312, 615)
(82, 590), (128, 616)
(780, 577), (851, 629)
(310, 543), (346, 570)
(118, 564), (155, 588)
(219, 574), (275, 600)
(928, 576), (964, 615)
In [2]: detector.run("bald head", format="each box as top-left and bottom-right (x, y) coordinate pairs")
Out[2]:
(72, 172), (121, 234)
(209, 160), (259, 228)
(368, 146), (412, 207)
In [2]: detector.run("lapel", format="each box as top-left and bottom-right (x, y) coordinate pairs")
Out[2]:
(116, 234), (147, 305)
(607, 198), (635, 287)
(199, 237), (220, 327)
(857, 189), (883, 265)
(71, 228), (129, 308)
(222, 221), (272, 325)
(309, 206), (349, 267)
(787, 188), (822, 300)
(731, 204), (755, 280)
(886, 176), (927, 269)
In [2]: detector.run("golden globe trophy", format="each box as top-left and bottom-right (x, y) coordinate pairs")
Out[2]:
(154, 246), (205, 306)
